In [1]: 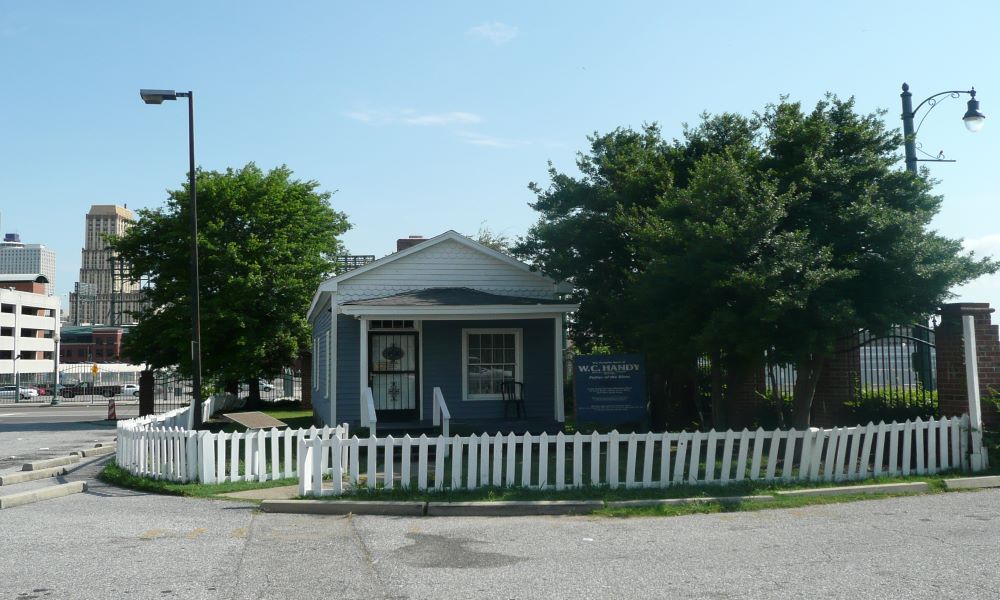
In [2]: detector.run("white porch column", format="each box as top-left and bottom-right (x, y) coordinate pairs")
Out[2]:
(327, 318), (335, 426)
(554, 314), (565, 422)
(359, 317), (368, 426)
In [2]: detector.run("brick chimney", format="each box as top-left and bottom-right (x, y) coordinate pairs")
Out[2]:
(396, 235), (426, 252)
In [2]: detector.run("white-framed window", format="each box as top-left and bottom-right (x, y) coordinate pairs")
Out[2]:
(461, 328), (522, 401)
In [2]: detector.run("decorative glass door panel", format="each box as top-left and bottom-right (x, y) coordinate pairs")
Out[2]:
(368, 332), (419, 421)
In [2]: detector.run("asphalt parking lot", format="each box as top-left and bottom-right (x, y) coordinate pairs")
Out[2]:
(1, 482), (999, 599)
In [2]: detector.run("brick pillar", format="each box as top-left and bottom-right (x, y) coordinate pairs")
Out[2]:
(811, 335), (860, 427)
(936, 303), (1000, 428)
(299, 350), (313, 409)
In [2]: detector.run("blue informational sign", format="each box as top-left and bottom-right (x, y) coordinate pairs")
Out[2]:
(574, 354), (647, 425)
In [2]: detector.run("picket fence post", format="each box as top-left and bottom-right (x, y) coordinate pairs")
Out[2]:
(384, 436), (395, 491)
(673, 432), (689, 484)
(555, 432), (566, 491)
(505, 433), (517, 487)
(521, 433), (533, 489)
(297, 435), (309, 497)
(467, 435), (479, 490)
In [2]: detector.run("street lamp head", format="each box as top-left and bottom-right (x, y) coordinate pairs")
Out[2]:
(139, 89), (178, 105)
(963, 89), (986, 132)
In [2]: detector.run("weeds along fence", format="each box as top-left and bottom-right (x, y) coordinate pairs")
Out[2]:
(115, 404), (347, 483)
(299, 415), (977, 497)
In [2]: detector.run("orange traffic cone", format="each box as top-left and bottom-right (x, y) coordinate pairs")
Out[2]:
(107, 398), (117, 421)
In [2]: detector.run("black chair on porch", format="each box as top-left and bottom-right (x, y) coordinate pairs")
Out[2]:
(500, 381), (526, 419)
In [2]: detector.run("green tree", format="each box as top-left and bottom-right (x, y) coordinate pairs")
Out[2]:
(113, 163), (350, 390)
(469, 223), (513, 253)
(517, 97), (996, 429)
(756, 96), (995, 426)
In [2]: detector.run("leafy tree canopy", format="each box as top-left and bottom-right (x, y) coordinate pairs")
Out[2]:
(515, 95), (996, 427)
(113, 163), (350, 383)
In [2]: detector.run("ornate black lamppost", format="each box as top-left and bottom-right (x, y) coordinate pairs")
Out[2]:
(900, 83), (985, 174)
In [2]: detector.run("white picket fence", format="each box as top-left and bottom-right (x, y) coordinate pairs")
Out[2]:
(299, 415), (979, 497)
(115, 404), (349, 483)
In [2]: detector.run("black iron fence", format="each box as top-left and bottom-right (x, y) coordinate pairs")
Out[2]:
(148, 368), (305, 415)
(1, 365), (142, 404)
(848, 324), (937, 420)
(694, 323), (939, 426)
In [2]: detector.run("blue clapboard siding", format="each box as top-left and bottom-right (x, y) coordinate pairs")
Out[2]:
(311, 309), (331, 425)
(422, 319), (555, 421)
(336, 314), (361, 424)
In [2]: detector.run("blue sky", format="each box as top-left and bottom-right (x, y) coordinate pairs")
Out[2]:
(1, 1), (998, 311)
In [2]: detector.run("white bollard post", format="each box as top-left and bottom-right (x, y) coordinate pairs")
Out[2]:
(962, 315), (989, 471)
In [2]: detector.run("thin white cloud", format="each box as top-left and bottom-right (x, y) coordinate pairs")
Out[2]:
(468, 21), (519, 45)
(345, 109), (482, 127)
(343, 109), (388, 124)
(403, 112), (482, 126)
(456, 131), (528, 149)
(962, 234), (1000, 257)
(457, 132), (568, 150)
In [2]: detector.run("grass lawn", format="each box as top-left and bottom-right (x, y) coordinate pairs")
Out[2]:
(205, 401), (315, 433)
(100, 455), (1000, 518)
(99, 460), (298, 499)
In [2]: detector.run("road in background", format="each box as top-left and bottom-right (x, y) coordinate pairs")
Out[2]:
(0, 405), (134, 471)
(1, 487), (999, 599)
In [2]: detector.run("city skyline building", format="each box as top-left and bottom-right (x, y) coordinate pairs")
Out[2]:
(68, 204), (146, 326)
(0, 274), (60, 387)
(0, 233), (57, 296)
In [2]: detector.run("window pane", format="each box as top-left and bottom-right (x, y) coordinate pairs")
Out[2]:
(466, 331), (519, 396)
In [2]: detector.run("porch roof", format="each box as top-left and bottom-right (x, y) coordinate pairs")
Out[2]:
(339, 287), (577, 317)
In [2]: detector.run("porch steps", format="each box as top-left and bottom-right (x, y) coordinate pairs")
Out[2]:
(374, 423), (437, 437)
(448, 420), (563, 436)
(371, 420), (563, 437)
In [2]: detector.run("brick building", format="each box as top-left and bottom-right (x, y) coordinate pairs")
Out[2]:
(60, 325), (128, 364)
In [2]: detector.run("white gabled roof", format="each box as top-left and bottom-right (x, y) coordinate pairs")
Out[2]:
(307, 230), (570, 321)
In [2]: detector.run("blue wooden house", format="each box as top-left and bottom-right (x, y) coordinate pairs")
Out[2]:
(307, 231), (576, 433)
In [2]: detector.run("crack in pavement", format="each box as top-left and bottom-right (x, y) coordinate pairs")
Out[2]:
(229, 510), (258, 600)
(349, 514), (401, 600)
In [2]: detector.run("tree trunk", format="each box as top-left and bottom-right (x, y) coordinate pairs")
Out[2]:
(647, 368), (669, 430)
(767, 363), (786, 430)
(248, 377), (262, 408)
(791, 355), (826, 429)
(710, 351), (726, 430)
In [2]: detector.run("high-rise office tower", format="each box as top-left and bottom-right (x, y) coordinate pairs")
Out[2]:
(0, 233), (57, 296)
(68, 205), (146, 325)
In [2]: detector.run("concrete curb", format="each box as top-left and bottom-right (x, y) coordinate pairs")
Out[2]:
(426, 500), (603, 517)
(71, 445), (116, 458)
(21, 455), (80, 472)
(943, 475), (1000, 490)
(776, 482), (928, 497)
(606, 495), (774, 508)
(0, 481), (87, 509)
(0, 465), (67, 486)
(260, 500), (426, 516)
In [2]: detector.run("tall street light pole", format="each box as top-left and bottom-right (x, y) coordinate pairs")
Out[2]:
(139, 89), (203, 430)
(900, 82), (986, 175)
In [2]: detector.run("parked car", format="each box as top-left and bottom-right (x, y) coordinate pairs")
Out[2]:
(122, 383), (140, 397)
(238, 381), (276, 393)
(0, 385), (38, 400)
(59, 381), (122, 398)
